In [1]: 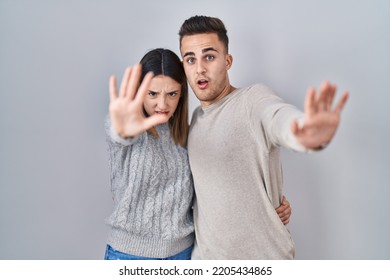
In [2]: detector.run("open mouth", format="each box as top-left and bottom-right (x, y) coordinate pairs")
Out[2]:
(197, 79), (208, 89)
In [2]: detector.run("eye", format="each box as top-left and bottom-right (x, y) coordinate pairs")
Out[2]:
(205, 55), (214, 61)
(148, 91), (157, 97)
(186, 57), (195, 64)
(168, 91), (178, 97)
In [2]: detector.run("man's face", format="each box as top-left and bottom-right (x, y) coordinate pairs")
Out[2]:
(180, 33), (232, 106)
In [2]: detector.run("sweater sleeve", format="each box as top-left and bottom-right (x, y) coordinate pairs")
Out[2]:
(104, 115), (139, 146)
(246, 84), (308, 152)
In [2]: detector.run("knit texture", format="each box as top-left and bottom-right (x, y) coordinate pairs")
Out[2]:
(188, 84), (307, 259)
(105, 117), (194, 258)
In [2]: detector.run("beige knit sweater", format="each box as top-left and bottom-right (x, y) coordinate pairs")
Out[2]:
(188, 84), (307, 259)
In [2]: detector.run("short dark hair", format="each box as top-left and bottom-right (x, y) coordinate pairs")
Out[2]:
(139, 48), (189, 147)
(179, 15), (229, 52)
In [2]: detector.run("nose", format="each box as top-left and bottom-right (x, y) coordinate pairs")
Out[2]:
(196, 60), (206, 75)
(157, 95), (168, 110)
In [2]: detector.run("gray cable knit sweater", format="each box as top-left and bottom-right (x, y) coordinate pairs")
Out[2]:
(104, 117), (194, 258)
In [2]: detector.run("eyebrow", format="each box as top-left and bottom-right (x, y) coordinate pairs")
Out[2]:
(149, 89), (180, 94)
(183, 47), (219, 58)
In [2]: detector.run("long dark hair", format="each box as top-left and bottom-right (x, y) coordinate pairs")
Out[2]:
(139, 48), (189, 147)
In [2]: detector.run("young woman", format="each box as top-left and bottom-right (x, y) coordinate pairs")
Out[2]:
(104, 48), (292, 260)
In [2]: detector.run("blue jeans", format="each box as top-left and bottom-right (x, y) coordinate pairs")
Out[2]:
(104, 244), (193, 260)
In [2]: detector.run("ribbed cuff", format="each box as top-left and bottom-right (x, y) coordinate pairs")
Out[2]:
(107, 228), (195, 258)
(109, 125), (139, 146)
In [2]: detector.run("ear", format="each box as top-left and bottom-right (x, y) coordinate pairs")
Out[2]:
(225, 54), (233, 70)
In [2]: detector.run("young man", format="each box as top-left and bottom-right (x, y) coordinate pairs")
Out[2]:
(179, 15), (349, 259)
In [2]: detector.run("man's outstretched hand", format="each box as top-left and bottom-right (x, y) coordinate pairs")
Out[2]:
(291, 81), (349, 149)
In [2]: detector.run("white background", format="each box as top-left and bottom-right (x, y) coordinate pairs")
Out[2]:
(0, 0), (389, 259)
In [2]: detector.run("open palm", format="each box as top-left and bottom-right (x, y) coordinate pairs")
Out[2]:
(109, 65), (169, 138)
(291, 81), (349, 149)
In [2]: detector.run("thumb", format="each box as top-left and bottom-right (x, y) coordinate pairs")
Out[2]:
(142, 114), (170, 131)
(291, 119), (299, 136)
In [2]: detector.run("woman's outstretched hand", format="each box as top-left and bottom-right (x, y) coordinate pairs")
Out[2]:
(109, 65), (169, 138)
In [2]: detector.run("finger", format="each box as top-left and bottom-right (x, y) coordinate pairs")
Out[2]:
(276, 200), (289, 214)
(290, 119), (300, 137)
(126, 64), (142, 100)
(279, 212), (291, 224)
(279, 208), (292, 221)
(134, 71), (154, 105)
(281, 196), (289, 206)
(278, 205), (291, 216)
(334, 91), (349, 114)
(280, 212), (289, 221)
(275, 201), (285, 214)
(109, 75), (117, 102)
(278, 197), (292, 216)
(119, 67), (132, 98)
(325, 83), (336, 111)
(141, 113), (170, 131)
(317, 81), (331, 111)
(305, 87), (317, 117)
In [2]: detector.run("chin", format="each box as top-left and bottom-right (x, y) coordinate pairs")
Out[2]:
(195, 92), (214, 101)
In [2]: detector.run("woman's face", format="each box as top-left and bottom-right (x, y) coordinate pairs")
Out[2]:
(143, 75), (181, 120)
